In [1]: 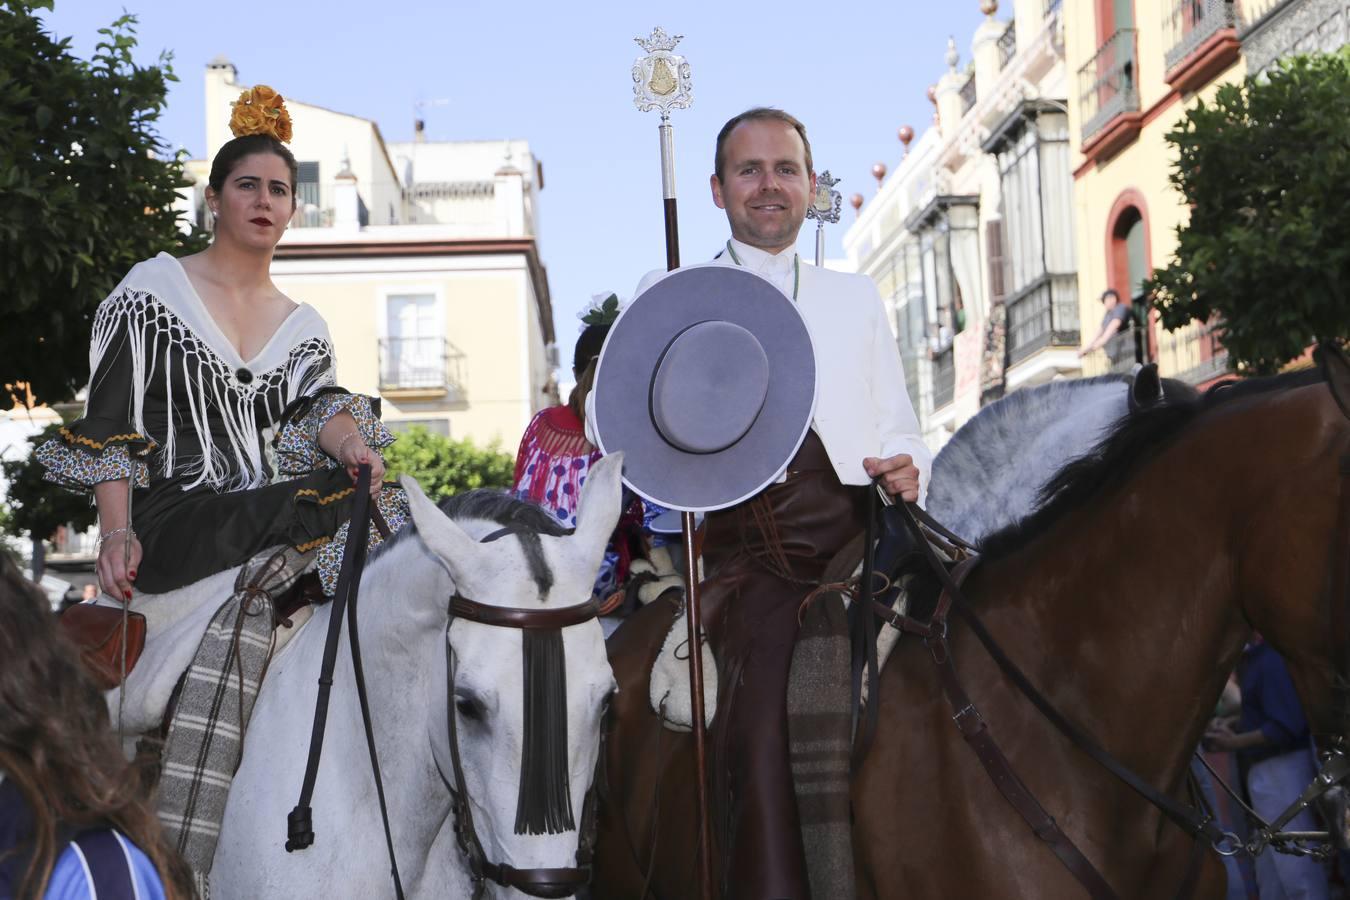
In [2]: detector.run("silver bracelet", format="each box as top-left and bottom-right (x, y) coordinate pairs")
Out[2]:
(336, 430), (365, 461)
(96, 526), (133, 555)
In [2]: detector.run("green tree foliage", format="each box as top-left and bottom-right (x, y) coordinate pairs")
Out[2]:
(0, 1), (206, 405)
(382, 426), (515, 501)
(1144, 49), (1350, 375)
(0, 425), (96, 542)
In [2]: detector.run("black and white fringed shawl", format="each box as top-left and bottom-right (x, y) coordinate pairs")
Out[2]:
(87, 253), (335, 491)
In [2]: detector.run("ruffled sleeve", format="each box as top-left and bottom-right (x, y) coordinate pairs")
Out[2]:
(273, 388), (395, 478)
(35, 296), (155, 492)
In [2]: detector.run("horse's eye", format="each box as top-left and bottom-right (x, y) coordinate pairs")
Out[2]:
(456, 696), (485, 722)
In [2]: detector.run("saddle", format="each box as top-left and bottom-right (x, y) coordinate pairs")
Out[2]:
(59, 572), (322, 692)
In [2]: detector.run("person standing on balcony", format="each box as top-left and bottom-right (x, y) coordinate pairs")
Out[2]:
(36, 86), (409, 604)
(1079, 287), (1133, 357)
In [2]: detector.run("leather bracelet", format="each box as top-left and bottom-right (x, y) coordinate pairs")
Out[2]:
(336, 430), (365, 463)
(96, 526), (133, 555)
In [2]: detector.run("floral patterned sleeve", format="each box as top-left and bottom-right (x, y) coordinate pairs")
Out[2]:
(273, 388), (396, 478)
(35, 297), (155, 492)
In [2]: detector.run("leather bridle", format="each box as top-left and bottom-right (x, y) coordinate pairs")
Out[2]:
(442, 586), (607, 899)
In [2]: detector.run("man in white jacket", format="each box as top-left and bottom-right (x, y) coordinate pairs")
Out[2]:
(630, 108), (930, 899)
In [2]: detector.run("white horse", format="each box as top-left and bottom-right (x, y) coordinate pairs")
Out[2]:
(197, 454), (625, 898)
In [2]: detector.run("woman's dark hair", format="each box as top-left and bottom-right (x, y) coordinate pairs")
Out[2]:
(207, 134), (299, 197)
(0, 554), (193, 898)
(567, 324), (611, 422)
(572, 324), (611, 378)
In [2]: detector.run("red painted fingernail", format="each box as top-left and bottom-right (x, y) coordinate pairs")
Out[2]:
(129, 570), (137, 579)
(124, 590), (133, 600)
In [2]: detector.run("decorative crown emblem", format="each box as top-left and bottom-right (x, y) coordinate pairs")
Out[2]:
(635, 26), (683, 54)
(633, 26), (694, 116)
(806, 170), (843, 225)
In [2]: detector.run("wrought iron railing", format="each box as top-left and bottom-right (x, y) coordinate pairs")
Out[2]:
(378, 337), (466, 397)
(1006, 272), (1081, 365)
(959, 74), (978, 115)
(1101, 327), (1144, 374)
(1165, 0), (1237, 72)
(933, 344), (956, 410)
(1238, 0), (1294, 30)
(1078, 28), (1140, 142)
(1160, 322), (1230, 385)
(998, 20), (1018, 68)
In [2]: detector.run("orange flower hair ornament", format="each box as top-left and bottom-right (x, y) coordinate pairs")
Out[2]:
(229, 85), (293, 143)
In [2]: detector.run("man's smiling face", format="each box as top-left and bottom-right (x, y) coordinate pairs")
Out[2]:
(711, 119), (815, 255)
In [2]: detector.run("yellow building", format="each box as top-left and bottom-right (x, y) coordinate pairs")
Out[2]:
(1068, 0), (1346, 384)
(185, 59), (555, 447)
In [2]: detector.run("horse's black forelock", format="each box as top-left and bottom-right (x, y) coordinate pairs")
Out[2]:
(369, 488), (571, 600)
(977, 367), (1324, 561)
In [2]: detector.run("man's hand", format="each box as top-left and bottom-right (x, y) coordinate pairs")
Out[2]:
(863, 454), (921, 503)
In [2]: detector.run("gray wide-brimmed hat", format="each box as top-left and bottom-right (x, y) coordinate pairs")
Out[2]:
(592, 265), (816, 512)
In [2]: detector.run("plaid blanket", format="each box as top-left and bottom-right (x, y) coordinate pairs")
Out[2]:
(787, 590), (857, 900)
(157, 546), (312, 890)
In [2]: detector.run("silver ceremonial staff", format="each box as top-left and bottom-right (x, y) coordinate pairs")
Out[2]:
(632, 27), (714, 900)
(806, 170), (842, 267)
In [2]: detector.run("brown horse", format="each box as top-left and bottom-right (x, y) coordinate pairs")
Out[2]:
(594, 349), (1350, 900)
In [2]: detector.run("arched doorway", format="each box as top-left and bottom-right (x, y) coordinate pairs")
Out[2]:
(1106, 190), (1153, 362)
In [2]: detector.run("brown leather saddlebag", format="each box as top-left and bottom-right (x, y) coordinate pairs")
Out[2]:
(59, 603), (146, 690)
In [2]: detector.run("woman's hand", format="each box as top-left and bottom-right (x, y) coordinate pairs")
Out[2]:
(340, 437), (385, 495)
(97, 530), (143, 603)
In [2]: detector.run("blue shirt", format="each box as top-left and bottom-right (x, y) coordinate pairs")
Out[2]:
(1237, 642), (1310, 764)
(0, 773), (165, 900)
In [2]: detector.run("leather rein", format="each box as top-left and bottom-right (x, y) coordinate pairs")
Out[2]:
(868, 460), (1350, 900)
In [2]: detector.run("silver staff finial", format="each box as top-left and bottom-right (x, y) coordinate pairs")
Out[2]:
(633, 26), (693, 117)
(806, 170), (842, 225)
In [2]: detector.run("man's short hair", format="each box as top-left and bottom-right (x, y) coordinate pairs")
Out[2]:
(713, 108), (814, 182)
(1100, 288), (1121, 304)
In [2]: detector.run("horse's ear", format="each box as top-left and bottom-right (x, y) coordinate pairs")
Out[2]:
(1128, 363), (1164, 412)
(399, 474), (482, 575)
(1317, 341), (1350, 421)
(574, 452), (625, 555)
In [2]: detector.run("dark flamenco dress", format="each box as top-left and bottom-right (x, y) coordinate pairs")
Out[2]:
(37, 253), (405, 596)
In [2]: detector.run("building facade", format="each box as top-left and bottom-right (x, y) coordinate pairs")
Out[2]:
(1067, 0), (1346, 386)
(844, 0), (1076, 448)
(185, 60), (555, 447)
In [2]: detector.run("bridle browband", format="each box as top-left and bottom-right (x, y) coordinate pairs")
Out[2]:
(442, 524), (606, 900)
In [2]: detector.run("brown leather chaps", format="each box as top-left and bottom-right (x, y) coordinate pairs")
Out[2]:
(700, 431), (866, 900)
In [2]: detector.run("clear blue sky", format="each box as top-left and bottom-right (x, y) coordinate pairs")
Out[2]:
(39, 0), (986, 359)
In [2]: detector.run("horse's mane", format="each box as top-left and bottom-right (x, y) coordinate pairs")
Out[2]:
(371, 489), (571, 597)
(978, 367), (1324, 560)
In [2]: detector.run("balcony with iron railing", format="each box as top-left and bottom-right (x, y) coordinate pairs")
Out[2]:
(998, 20), (1018, 69)
(933, 343), (956, 411)
(1078, 28), (1141, 159)
(378, 337), (467, 400)
(1160, 321), (1230, 385)
(1006, 272), (1081, 366)
(1164, 0), (1241, 89)
(291, 182), (411, 229)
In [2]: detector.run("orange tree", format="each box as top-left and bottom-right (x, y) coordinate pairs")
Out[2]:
(1144, 49), (1350, 374)
(0, 1), (204, 405)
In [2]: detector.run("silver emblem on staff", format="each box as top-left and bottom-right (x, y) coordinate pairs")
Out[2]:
(806, 170), (842, 266)
(632, 26), (693, 118)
